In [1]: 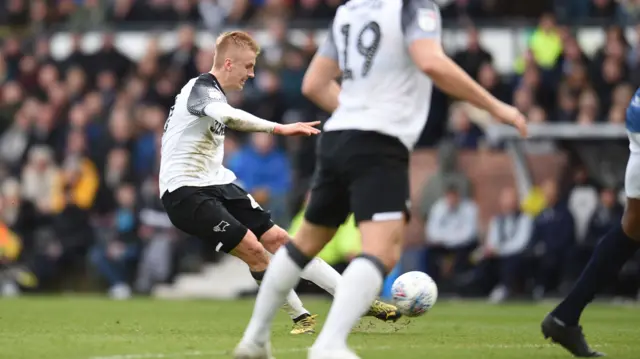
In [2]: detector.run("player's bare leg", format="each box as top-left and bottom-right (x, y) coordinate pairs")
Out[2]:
(542, 158), (640, 357)
(230, 230), (312, 337)
(235, 221), (335, 359)
(309, 219), (404, 359)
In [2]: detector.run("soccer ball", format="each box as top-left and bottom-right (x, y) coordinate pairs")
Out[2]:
(391, 271), (438, 317)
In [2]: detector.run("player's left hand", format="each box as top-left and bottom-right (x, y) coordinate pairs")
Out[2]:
(274, 121), (321, 136)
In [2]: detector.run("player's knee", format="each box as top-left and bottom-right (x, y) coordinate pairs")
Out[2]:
(260, 226), (290, 254)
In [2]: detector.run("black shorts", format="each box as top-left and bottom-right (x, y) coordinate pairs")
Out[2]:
(305, 130), (410, 227)
(161, 183), (274, 253)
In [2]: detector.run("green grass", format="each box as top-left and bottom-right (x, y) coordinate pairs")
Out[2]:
(1, 297), (639, 359)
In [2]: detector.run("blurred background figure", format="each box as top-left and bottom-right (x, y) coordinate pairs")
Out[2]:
(470, 187), (532, 303)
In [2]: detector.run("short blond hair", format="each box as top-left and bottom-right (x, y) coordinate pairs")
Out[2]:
(213, 31), (261, 68)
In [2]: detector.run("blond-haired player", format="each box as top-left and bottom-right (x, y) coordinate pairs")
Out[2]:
(159, 31), (400, 336)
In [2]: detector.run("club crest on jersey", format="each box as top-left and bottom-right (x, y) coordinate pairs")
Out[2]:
(417, 9), (437, 32)
(210, 120), (226, 136)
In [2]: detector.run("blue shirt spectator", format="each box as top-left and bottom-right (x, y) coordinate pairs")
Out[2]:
(228, 133), (292, 225)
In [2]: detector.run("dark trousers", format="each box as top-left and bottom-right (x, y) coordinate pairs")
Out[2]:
(89, 244), (139, 286)
(426, 242), (477, 284)
(474, 254), (524, 294)
(533, 251), (570, 292)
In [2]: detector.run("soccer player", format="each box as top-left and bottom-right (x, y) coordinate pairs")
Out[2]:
(540, 91), (640, 357)
(159, 31), (400, 336)
(234, 0), (527, 358)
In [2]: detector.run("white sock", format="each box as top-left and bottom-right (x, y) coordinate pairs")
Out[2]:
(301, 257), (341, 295)
(283, 290), (309, 320)
(242, 246), (305, 345)
(254, 278), (309, 321)
(312, 257), (384, 350)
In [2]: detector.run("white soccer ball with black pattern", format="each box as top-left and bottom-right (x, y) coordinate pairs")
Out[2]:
(391, 271), (438, 317)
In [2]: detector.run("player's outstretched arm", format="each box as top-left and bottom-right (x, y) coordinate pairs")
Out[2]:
(402, 0), (526, 137)
(203, 102), (320, 136)
(409, 40), (526, 137)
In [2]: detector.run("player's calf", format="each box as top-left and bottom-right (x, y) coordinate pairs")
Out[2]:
(358, 219), (404, 271)
(230, 230), (270, 272)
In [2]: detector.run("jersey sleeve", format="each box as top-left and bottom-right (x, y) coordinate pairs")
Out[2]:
(317, 23), (339, 61)
(401, 0), (442, 46)
(187, 75), (227, 117)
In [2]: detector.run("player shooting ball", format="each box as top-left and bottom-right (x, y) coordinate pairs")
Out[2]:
(159, 30), (402, 338)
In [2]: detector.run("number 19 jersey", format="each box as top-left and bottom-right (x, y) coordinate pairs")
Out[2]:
(318, 0), (442, 150)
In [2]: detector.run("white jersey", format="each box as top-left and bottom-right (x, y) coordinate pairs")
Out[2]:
(159, 73), (236, 196)
(318, 0), (441, 149)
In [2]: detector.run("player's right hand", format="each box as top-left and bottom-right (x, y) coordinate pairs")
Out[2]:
(492, 104), (528, 138)
(274, 121), (321, 136)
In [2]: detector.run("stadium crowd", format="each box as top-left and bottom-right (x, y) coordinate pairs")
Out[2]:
(0, 0), (639, 301)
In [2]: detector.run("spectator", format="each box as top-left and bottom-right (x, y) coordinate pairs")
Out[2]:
(135, 177), (177, 294)
(473, 187), (532, 302)
(0, 108), (30, 171)
(452, 25), (493, 80)
(1, 178), (38, 256)
(448, 102), (483, 149)
(67, 0), (108, 31)
(555, 86), (578, 122)
(567, 166), (599, 249)
(260, 17), (293, 69)
(477, 62), (511, 104)
(591, 0), (618, 18)
(426, 184), (479, 285)
(530, 179), (575, 300)
(90, 183), (140, 299)
(21, 146), (58, 213)
(228, 132), (292, 226)
(95, 147), (134, 213)
(160, 25), (198, 83)
(51, 151), (99, 214)
(568, 187), (623, 281)
(527, 13), (563, 71)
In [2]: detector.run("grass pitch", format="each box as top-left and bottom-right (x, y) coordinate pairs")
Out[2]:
(1, 297), (639, 359)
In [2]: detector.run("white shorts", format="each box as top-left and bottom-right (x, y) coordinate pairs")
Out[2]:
(625, 131), (640, 198)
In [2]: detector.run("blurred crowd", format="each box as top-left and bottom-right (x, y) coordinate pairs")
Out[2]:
(0, 0), (639, 300)
(412, 142), (640, 303)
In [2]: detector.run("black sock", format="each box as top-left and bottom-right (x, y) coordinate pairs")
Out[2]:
(293, 313), (310, 323)
(250, 270), (265, 285)
(552, 224), (640, 326)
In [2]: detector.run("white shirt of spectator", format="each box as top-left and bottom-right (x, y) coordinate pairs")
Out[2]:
(317, 0), (441, 150)
(159, 73), (236, 196)
(485, 213), (533, 257)
(427, 197), (478, 248)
